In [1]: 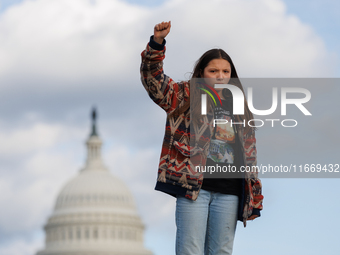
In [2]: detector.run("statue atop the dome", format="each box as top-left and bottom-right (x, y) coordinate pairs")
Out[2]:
(90, 107), (98, 136)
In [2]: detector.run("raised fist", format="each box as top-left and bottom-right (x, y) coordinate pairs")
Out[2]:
(154, 21), (171, 44)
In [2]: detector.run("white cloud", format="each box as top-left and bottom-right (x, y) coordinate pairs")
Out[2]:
(0, 0), (335, 94)
(0, 123), (62, 155)
(0, 0), (149, 86)
(159, 0), (333, 78)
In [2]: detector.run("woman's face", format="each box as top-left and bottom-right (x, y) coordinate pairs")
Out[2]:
(202, 58), (231, 87)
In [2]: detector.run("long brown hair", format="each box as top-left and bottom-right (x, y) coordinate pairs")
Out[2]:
(171, 49), (254, 133)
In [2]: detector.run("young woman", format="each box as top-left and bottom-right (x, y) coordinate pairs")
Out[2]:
(140, 21), (263, 255)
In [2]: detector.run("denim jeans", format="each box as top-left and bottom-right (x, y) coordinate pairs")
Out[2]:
(175, 189), (239, 255)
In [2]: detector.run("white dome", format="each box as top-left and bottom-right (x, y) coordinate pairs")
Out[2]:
(36, 113), (153, 255)
(55, 170), (137, 215)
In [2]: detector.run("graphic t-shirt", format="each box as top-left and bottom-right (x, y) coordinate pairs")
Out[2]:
(201, 97), (242, 196)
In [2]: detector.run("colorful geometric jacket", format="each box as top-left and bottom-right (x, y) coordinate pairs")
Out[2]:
(140, 36), (263, 227)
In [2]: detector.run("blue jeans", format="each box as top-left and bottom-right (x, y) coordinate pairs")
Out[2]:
(175, 189), (239, 255)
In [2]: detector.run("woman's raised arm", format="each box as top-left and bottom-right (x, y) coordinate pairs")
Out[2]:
(140, 21), (189, 114)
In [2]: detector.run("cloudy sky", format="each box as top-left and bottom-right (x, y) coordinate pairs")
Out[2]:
(0, 0), (339, 255)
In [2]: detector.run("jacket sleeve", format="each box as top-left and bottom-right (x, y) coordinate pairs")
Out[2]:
(140, 36), (189, 114)
(244, 128), (264, 218)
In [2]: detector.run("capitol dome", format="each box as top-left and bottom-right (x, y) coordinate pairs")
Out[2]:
(36, 109), (153, 255)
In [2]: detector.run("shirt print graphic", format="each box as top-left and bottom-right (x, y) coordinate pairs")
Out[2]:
(208, 106), (235, 164)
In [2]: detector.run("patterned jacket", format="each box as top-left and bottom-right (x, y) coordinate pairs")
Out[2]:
(140, 36), (263, 227)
